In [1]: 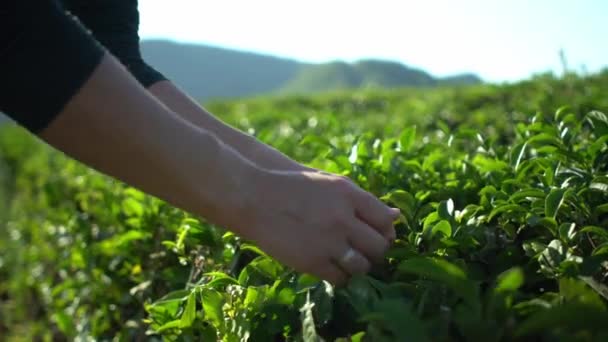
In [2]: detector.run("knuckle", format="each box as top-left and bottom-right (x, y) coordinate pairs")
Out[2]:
(333, 176), (354, 194)
(360, 191), (378, 210)
(330, 207), (350, 227)
(379, 235), (390, 252)
(368, 193), (383, 211)
(339, 175), (353, 184)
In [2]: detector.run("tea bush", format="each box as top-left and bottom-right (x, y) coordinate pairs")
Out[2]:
(1, 71), (607, 341)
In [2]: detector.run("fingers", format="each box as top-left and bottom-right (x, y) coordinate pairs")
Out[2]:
(322, 220), (385, 285)
(334, 244), (371, 276)
(347, 218), (390, 263)
(316, 262), (350, 286)
(352, 189), (399, 240)
(318, 219), (385, 285)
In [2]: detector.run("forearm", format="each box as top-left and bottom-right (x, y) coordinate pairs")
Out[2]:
(39, 54), (262, 232)
(147, 81), (308, 172)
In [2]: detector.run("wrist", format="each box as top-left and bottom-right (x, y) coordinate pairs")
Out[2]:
(222, 164), (275, 239)
(187, 134), (270, 234)
(245, 136), (306, 172)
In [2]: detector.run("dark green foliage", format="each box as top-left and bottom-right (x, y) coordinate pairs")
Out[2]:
(1, 70), (607, 341)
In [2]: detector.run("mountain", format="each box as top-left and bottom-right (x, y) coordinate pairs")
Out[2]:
(280, 60), (438, 94)
(141, 40), (302, 100)
(438, 73), (483, 86)
(140, 40), (482, 100)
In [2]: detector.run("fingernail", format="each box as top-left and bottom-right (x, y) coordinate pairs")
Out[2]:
(390, 208), (400, 217)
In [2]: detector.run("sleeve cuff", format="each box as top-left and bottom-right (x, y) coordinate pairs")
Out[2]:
(0, 1), (106, 133)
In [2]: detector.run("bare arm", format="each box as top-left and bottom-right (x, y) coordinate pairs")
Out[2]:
(1, 1), (396, 284)
(40, 54), (261, 229)
(39, 53), (398, 284)
(148, 81), (311, 172)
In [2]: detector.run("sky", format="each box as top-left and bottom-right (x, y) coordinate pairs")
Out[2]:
(138, 0), (608, 83)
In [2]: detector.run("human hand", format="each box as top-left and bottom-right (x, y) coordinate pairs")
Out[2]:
(235, 170), (399, 285)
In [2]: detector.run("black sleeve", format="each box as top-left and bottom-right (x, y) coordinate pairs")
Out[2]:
(63, 0), (167, 88)
(0, 0), (106, 133)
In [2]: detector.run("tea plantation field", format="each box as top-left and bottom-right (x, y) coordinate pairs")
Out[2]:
(1, 71), (607, 341)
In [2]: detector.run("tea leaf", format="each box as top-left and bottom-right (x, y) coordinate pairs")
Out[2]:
(398, 257), (479, 308)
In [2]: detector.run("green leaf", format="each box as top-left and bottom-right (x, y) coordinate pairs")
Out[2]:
(473, 155), (510, 173)
(422, 150), (445, 171)
(203, 272), (239, 288)
(240, 243), (271, 258)
(438, 199), (455, 220)
(180, 291), (197, 328)
(239, 257), (284, 286)
(382, 190), (416, 221)
(523, 240), (547, 257)
(515, 302), (608, 337)
(244, 286), (267, 309)
(526, 133), (563, 148)
(399, 126), (417, 152)
(398, 257), (479, 308)
(554, 106), (571, 123)
(156, 289), (191, 302)
(558, 223), (577, 242)
(579, 276), (608, 301)
(527, 215), (558, 236)
(587, 111), (608, 137)
(299, 135), (333, 148)
(351, 332), (366, 342)
(595, 203), (608, 216)
(488, 204), (526, 221)
(124, 187), (146, 200)
(251, 257), (283, 279)
(422, 212), (440, 231)
(359, 300), (430, 342)
(311, 280), (334, 324)
(543, 165), (555, 186)
(540, 239), (566, 269)
(345, 276), (379, 315)
(580, 226), (608, 241)
(510, 141), (528, 171)
(51, 312), (75, 336)
(559, 278), (607, 309)
(425, 220), (452, 239)
(277, 287), (296, 306)
(386, 245), (418, 260)
(509, 188), (545, 203)
(545, 188), (568, 219)
(593, 242), (608, 256)
(296, 274), (322, 291)
(150, 289), (192, 317)
(122, 197), (145, 217)
(97, 230), (150, 255)
(588, 134), (608, 158)
(201, 289), (224, 327)
(156, 319), (182, 333)
(590, 182), (608, 194)
(181, 218), (217, 246)
(494, 267), (524, 293)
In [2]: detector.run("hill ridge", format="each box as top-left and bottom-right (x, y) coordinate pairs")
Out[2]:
(140, 39), (482, 100)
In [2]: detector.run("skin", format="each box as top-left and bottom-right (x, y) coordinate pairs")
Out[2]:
(148, 80), (310, 172)
(39, 53), (399, 285)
